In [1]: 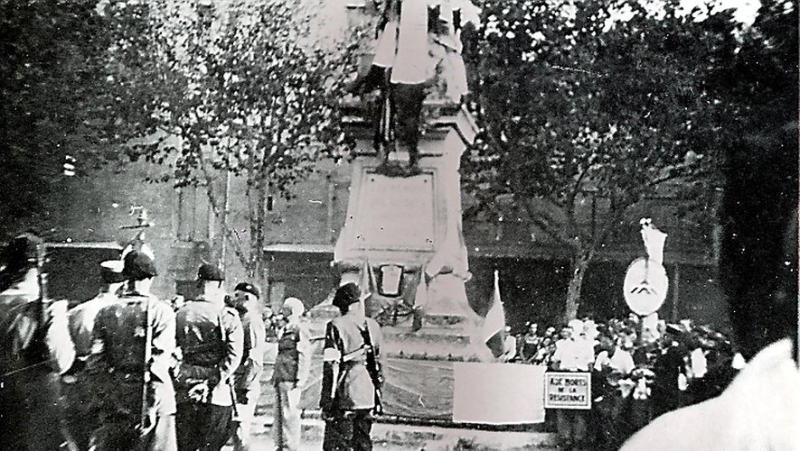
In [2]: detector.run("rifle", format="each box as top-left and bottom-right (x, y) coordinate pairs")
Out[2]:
(359, 322), (384, 414)
(141, 295), (154, 431)
(119, 209), (156, 433)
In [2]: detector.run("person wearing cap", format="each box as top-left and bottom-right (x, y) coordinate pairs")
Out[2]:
(61, 259), (127, 450)
(0, 232), (71, 450)
(271, 296), (311, 451)
(320, 283), (384, 451)
(172, 264), (243, 451)
(86, 249), (178, 451)
(229, 281), (266, 451)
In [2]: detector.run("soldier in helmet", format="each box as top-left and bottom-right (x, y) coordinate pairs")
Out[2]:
(172, 264), (243, 451)
(61, 259), (127, 450)
(320, 283), (384, 451)
(87, 249), (178, 451)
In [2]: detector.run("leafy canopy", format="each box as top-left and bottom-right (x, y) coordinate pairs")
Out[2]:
(103, 0), (352, 195)
(465, 0), (741, 249)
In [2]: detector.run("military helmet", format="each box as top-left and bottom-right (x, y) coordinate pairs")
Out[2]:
(122, 250), (158, 281)
(332, 282), (360, 309)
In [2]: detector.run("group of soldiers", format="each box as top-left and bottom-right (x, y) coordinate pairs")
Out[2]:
(0, 234), (385, 451)
(0, 235), (265, 451)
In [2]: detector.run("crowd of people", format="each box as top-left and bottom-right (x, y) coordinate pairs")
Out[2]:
(0, 235), (384, 451)
(504, 315), (743, 451)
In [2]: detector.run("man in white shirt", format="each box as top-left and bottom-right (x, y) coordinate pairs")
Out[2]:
(501, 326), (517, 362)
(552, 320), (594, 371)
(551, 319), (595, 451)
(594, 339), (635, 376)
(593, 336), (636, 451)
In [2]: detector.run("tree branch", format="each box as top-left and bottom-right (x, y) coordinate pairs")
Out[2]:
(566, 160), (594, 210)
(520, 197), (577, 250)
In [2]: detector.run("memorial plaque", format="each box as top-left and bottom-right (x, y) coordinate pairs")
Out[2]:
(544, 372), (592, 410)
(352, 172), (436, 251)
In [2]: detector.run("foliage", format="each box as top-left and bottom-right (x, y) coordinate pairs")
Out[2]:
(105, 0), (349, 185)
(0, 0), (115, 228)
(102, 0), (353, 277)
(464, 0), (749, 319)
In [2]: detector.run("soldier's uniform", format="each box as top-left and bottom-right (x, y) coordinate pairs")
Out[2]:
(173, 265), (243, 451)
(61, 260), (126, 450)
(87, 251), (178, 451)
(0, 233), (70, 451)
(320, 283), (383, 451)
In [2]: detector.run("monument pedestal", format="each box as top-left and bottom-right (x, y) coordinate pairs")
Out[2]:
(333, 105), (485, 361)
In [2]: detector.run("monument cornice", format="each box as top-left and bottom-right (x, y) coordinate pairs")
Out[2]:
(340, 99), (478, 147)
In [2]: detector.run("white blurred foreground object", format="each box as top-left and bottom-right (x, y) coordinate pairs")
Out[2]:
(620, 339), (800, 451)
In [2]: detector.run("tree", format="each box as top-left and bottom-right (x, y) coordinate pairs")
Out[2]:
(0, 0), (117, 235)
(103, 0), (352, 289)
(464, 0), (743, 321)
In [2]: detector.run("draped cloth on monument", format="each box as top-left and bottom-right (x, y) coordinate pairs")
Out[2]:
(288, 356), (455, 419)
(271, 355), (545, 421)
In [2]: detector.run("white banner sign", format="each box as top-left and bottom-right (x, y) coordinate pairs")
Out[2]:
(453, 362), (546, 424)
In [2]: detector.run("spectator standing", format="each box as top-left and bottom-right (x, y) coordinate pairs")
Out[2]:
(230, 282), (266, 451)
(173, 264), (243, 451)
(650, 325), (689, 419)
(592, 336), (635, 451)
(550, 319), (595, 451)
(520, 323), (541, 363)
(501, 325), (517, 362)
(271, 297), (311, 451)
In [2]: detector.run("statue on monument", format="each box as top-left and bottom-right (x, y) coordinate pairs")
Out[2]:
(347, 0), (469, 176)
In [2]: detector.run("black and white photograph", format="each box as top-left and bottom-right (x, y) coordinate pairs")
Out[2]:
(0, 0), (797, 450)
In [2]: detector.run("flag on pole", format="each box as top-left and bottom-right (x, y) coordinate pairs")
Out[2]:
(359, 259), (376, 301)
(482, 270), (505, 358)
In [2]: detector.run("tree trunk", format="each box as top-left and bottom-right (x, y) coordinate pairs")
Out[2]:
(247, 173), (269, 298)
(563, 252), (591, 322)
(246, 150), (259, 281)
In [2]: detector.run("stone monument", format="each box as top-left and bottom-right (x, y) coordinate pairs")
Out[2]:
(331, 0), (487, 360)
